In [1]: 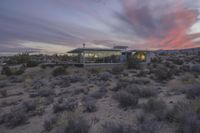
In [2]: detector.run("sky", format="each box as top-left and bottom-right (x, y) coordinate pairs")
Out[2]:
(0, 0), (200, 54)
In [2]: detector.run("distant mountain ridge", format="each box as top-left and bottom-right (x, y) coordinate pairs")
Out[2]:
(156, 47), (200, 54)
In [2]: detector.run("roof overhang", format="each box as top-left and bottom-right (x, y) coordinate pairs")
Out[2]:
(67, 48), (121, 53)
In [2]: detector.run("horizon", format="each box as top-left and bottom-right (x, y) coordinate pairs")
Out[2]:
(0, 0), (200, 54)
(1, 46), (200, 57)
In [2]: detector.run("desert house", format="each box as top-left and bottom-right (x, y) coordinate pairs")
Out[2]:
(67, 45), (155, 65)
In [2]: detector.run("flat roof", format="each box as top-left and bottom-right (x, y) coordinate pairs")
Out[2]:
(121, 50), (153, 53)
(113, 46), (128, 49)
(67, 48), (121, 53)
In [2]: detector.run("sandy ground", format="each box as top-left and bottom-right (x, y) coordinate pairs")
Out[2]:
(0, 57), (200, 133)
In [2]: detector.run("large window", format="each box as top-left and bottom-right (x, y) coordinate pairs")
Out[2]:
(83, 51), (121, 63)
(133, 52), (147, 62)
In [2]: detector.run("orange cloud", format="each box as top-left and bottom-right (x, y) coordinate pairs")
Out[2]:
(122, 0), (200, 50)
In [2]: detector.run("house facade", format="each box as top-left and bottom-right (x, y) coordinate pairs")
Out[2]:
(67, 48), (121, 64)
(67, 46), (156, 65)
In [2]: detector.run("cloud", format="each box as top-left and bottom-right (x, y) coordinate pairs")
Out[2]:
(0, 11), (83, 46)
(114, 0), (200, 49)
(0, 0), (122, 53)
(0, 0), (199, 53)
(0, 0), (111, 52)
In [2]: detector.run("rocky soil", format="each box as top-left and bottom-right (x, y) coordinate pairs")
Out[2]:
(0, 55), (200, 133)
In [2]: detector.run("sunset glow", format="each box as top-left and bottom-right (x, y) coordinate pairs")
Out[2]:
(0, 0), (200, 53)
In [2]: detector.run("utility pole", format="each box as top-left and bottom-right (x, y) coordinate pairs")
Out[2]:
(83, 43), (86, 65)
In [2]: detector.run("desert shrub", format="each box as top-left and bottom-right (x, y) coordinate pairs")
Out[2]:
(5, 53), (40, 67)
(15, 66), (25, 75)
(42, 96), (54, 105)
(53, 104), (66, 114)
(167, 102), (190, 123)
(136, 114), (161, 133)
(83, 100), (97, 113)
(82, 96), (97, 113)
(127, 58), (141, 69)
(0, 81), (8, 88)
(7, 112), (28, 128)
(43, 116), (57, 131)
(22, 100), (37, 112)
(180, 65), (190, 72)
(26, 60), (39, 67)
(125, 85), (157, 98)
(90, 117), (100, 125)
(132, 78), (151, 85)
(4, 58), (17, 65)
(143, 99), (166, 113)
(154, 66), (172, 80)
(40, 64), (47, 69)
(139, 88), (157, 98)
(170, 66), (181, 76)
(14, 53), (30, 64)
(9, 76), (23, 83)
(53, 99), (77, 113)
(122, 71), (129, 76)
(89, 88), (107, 99)
(57, 117), (90, 133)
(5, 53), (30, 65)
(181, 74), (197, 84)
(164, 61), (173, 68)
(52, 75), (82, 88)
(111, 81), (129, 92)
(172, 59), (184, 65)
(0, 89), (7, 97)
(51, 76), (71, 88)
(185, 85), (200, 99)
(177, 112), (200, 133)
(73, 88), (85, 95)
(52, 67), (66, 77)
(124, 86), (140, 96)
(113, 91), (139, 108)
(137, 112), (151, 124)
(137, 70), (147, 77)
(191, 65), (200, 74)
(88, 68), (101, 74)
(149, 64), (157, 73)
(193, 73), (199, 78)
(89, 91), (104, 99)
(1, 66), (12, 76)
(1, 66), (25, 76)
(151, 57), (161, 63)
(31, 80), (45, 90)
(38, 88), (55, 97)
(2, 101), (37, 118)
(101, 122), (135, 133)
(166, 101), (200, 133)
(68, 75), (84, 83)
(1, 106), (28, 128)
(34, 106), (45, 116)
(143, 99), (167, 121)
(98, 72), (112, 81)
(111, 66), (124, 75)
